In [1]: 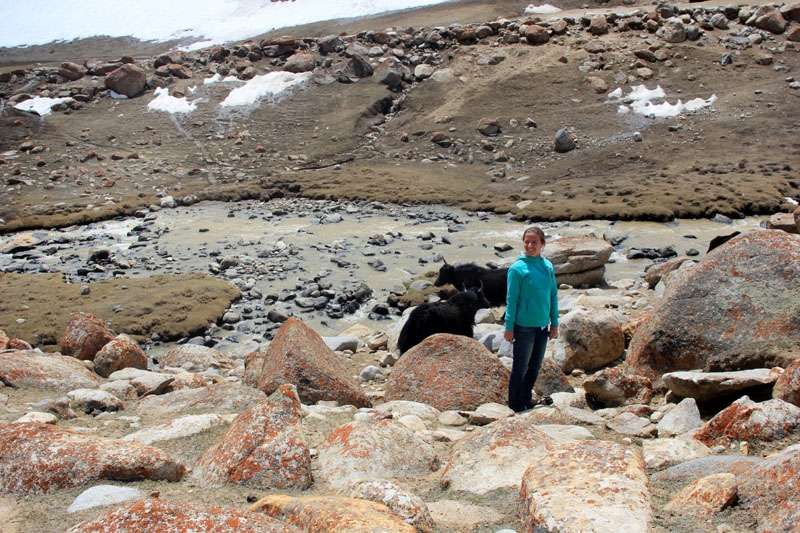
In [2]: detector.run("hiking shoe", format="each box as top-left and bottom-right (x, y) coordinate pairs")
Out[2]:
(526, 397), (553, 409)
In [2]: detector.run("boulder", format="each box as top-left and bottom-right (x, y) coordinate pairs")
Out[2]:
(384, 333), (509, 411)
(553, 308), (625, 372)
(136, 381), (266, 415)
(193, 384), (312, 490)
(543, 236), (613, 287)
(519, 440), (652, 531)
(284, 52), (316, 73)
(337, 479), (435, 533)
(0, 350), (100, 391)
(440, 416), (556, 494)
(664, 473), (738, 516)
(0, 422), (185, 494)
(627, 230), (800, 380)
(60, 312), (115, 361)
(773, 360), (800, 406)
(93, 333), (147, 378)
(693, 396), (800, 447)
(318, 412), (438, 488)
(250, 494), (415, 532)
(244, 318), (371, 408)
(738, 447), (800, 532)
(157, 344), (233, 372)
(583, 367), (653, 407)
(104, 63), (147, 97)
(662, 368), (781, 402)
(67, 498), (299, 532)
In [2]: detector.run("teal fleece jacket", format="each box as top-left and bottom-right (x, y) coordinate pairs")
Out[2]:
(504, 254), (559, 331)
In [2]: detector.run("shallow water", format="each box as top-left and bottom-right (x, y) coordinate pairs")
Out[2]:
(0, 199), (766, 343)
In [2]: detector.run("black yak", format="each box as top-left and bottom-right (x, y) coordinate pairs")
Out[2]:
(707, 231), (741, 253)
(396, 286), (491, 354)
(434, 261), (508, 307)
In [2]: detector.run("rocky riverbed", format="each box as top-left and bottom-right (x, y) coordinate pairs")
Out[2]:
(0, 196), (766, 358)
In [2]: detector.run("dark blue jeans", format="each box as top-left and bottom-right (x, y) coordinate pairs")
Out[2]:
(508, 325), (549, 412)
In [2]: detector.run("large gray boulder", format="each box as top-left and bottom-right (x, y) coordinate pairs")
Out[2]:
(627, 230), (800, 380)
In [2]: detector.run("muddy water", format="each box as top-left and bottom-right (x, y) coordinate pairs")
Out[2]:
(88, 201), (766, 335)
(2, 199), (766, 346)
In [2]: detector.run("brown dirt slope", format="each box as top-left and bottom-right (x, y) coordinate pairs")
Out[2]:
(0, 0), (798, 234)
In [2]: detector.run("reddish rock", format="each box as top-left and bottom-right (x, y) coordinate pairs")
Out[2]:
(60, 312), (115, 361)
(318, 414), (438, 488)
(194, 384), (312, 489)
(583, 367), (653, 407)
(523, 24), (550, 44)
(250, 494), (416, 532)
(244, 318), (371, 408)
(67, 497), (299, 532)
(440, 416), (556, 494)
(385, 333), (509, 411)
(627, 230), (800, 380)
(0, 422), (185, 494)
(774, 360), (800, 406)
(519, 440), (652, 531)
(158, 344), (233, 372)
(693, 396), (800, 447)
(284, 52), (316, 73)
(0, 350), (100, 391)
(738, 447), (800, 532)
(105, 63), (147, 97)
(93, 333), (148, 378)
(664, 473), (738, 516)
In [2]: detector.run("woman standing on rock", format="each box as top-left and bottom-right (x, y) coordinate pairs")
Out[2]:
(504, 225), (559, 413)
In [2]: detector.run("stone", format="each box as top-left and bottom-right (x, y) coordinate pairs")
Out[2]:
(60, 312), (115, 361)
(384, 334), (509, 411)
(664, 473), (738, 515)
(662, 368), (781, 402)
(193, 385), (312, 489)
(0, 350), (100, 391)
(104, 63), (147, 97)
(519, 440), (652, 531)
(244, 318), (371, 408)
(93, 333), (148, 378)
(554, 309), (625, 373)
(693, 396), (800, 447)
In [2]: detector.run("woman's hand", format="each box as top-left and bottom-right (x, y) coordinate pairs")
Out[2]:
(504, 330), (514, 342)
(548, 326), (559, 340)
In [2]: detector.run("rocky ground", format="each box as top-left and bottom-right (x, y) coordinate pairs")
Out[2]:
(1, 0), (800, 531)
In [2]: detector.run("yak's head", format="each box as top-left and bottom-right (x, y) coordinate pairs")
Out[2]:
(434, 262), (455, 287)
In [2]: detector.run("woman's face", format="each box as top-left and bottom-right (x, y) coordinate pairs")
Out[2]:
(523, 232), (544, 257)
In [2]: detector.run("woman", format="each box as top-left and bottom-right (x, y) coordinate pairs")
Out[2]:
(504, 226), (559, 413)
